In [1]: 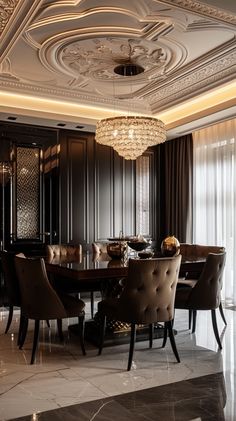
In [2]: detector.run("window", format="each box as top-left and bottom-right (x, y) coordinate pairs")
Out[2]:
(193, 118), (236, 304)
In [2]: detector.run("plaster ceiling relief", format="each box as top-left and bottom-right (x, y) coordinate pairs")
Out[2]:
(0, 57), (20, 82)
(58, 37), (185, 99)
(0, 0), (20, 35)
(0, 0), (235, 134)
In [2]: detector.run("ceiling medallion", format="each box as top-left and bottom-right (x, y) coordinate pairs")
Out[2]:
(95, 63), (166, 161)
(61, 38), (165, 81)
(114, 63), (144, 76)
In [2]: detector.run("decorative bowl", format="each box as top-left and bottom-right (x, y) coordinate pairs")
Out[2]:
(127, 241), (149, 252)
(138, 251), (154, 259)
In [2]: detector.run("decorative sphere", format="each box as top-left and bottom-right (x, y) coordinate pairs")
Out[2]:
(161, 236), (180, 257)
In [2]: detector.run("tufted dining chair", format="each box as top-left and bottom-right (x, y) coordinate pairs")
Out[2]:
(14, 255), (86, 364)
(1, 251), (21, 334)
(175, 252), (226, 349)
(98, 255), (182, 371)
(46, 244), (82, 258)
(179, 244), (225, 260)
(178, 244), (227, 329)
(46, 243), (96, 318)
(92, 242), (109, 255)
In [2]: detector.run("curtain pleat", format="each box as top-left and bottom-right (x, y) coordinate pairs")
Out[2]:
(193, 118), (236, 305)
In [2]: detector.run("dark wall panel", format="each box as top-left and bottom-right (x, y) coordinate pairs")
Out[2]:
(69, 137), (87, 244)
(0, 122), (160, 254)
(95, 143), (114, 240)
(59, 131), (159, 247)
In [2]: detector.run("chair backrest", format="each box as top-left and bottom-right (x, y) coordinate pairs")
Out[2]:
(118, 255), (182, 324)
(187, 252), (226, 310)
(92, 242), (109, 254)
(14, 256), (66, 320)
(92, 242), (110, 261)
(180, 243), (225, 259)
(46, 244), (82, 258)
(1, 251), (21, 306)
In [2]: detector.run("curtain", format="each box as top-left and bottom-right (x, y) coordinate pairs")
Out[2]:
(158, 134), (193, 244)
(193, 118), (236, 304)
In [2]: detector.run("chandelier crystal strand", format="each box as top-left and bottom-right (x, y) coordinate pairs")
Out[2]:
(95, 116), (166, 160)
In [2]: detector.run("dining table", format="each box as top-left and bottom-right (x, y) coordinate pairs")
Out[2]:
(45, 252), (205, 289)
(45, 252), (206, 347)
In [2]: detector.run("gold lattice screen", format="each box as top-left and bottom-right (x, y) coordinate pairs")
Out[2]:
(16, 146), (40, 239)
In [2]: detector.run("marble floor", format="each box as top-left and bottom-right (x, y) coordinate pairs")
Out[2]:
(0, 302), (235, 420)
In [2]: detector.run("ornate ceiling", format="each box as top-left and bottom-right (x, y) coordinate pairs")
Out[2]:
(0, 0), (235, 136)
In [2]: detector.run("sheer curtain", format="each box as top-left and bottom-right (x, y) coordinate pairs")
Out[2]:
(193, 118), (236, 305)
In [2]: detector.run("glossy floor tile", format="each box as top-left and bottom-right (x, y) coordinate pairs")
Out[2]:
(12, 372), (227, 421)
(0, 303), (235, 420)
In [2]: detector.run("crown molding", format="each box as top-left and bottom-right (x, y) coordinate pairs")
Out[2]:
(159, 0), (236, 27)
(150, 49), (236, 112)
(0, 77), (150, 114)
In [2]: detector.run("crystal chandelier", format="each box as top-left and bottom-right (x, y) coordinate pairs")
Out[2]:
(96, 115), (166, 160)
(95, 63), (167, 160)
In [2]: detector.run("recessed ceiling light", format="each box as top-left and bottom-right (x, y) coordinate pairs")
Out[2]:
(57, 123), (66, 127)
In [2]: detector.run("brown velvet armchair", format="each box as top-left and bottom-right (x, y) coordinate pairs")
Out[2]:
(14, 255), (86, 364)
(175, 252), (226, 349)
(98, 255), (182, 371)
(46, 244), (82, 258)
(46, 244), (96, 318)
(1, 251), (21, 334)
(178, 244), (227, 329)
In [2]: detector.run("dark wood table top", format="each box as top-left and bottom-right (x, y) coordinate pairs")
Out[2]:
(45, 253), (205, 282)
(45, 253), (128, 280)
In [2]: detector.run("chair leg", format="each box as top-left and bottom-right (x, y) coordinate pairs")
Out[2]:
(149, 323), (153, 348)
(98, 314), (106, 355)
(18, 316), (28, 349)
(188, 310), (192, 330)
(211, 309), (222, 350)
(90, 291), (94, 319)
(219, 302), (227, 326)
(17, 311), (24, 346)
(192, 310), (197, 333)
(162, 322), (168, 348)
(127, 323), (136, 371)
(30, 320), (40, 364)
(5, 304), (14, 334)
(167, 321), (180, 363)
(78, 314), (86, 355)
(57, 319), (64, 341)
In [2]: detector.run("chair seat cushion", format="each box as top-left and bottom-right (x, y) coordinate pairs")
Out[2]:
(174, 288), (192, 309)
(177, 279), (197, 288)
(59, 293), (85, 317)
(98, 298), (120, 320)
